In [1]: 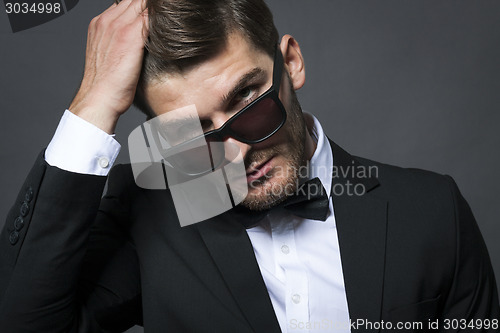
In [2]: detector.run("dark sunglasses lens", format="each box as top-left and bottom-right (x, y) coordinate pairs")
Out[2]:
(167, 138), (225, 175)
(229, 97), (284, 142)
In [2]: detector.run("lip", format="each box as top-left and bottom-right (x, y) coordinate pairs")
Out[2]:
(246, 157), (274, 183)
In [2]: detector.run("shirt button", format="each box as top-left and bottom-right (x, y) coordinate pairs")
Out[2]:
(98, 157), (110, 168)
(281, 245), (290, 254)
(14, 217), (24, 231)
(292, 294), (301, 304)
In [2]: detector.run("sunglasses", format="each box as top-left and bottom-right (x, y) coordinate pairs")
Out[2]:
(152, 45), (287, 176)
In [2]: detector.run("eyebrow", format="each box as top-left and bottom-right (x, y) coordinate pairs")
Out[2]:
(221, 67), (268, 107)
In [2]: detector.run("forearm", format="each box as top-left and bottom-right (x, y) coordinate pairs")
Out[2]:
(0, 155), (107, 332)
(0, 0), (149, 329)
(0, 109), (121, 332)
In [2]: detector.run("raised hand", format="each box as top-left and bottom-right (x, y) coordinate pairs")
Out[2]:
(69, 0), (149, 134)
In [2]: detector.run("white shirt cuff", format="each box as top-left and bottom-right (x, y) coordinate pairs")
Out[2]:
(45, 110), (121, 176)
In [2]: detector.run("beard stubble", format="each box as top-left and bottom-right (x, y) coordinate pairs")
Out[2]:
(241, 87), (307, 211)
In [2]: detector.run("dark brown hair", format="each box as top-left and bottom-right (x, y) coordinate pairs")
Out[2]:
(134, 0), (279, 117)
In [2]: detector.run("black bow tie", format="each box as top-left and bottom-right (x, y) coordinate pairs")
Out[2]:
(228, 177), (330, 229)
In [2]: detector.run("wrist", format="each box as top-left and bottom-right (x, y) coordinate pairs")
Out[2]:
(68, 104), (120, 135)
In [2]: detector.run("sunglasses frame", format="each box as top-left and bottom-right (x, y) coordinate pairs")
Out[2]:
(199, 44), (286, 145)
(151, 45), (287, 176)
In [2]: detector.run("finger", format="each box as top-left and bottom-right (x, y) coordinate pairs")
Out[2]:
(101, 1), (118, 14)
(89, 0), (134, 41)
(96, 0), (133, 23)
(116, 0), (147, 24)
(128, 8), (149, 43)
(139, 9), (150, 41)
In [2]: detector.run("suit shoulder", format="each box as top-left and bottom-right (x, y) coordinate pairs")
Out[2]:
(354, 156), (460, 226)
(355, 156), (453, 194)
(355, 157), (462, 246)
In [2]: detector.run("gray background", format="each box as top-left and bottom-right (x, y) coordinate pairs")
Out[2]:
(1, 1), (499, 332)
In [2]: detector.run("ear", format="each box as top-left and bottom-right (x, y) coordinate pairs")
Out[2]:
(279, 34), (305, 90)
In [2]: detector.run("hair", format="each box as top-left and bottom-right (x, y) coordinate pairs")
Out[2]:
(134, 0), (279, 117)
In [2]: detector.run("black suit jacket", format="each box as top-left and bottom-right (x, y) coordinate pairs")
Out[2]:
(0, 141), (498, 332)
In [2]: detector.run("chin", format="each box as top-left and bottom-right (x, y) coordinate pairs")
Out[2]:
(241, 163), (300, 211)
(240, 91), (307, 211)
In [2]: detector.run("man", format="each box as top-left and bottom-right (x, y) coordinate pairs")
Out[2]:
(0, 0), (498, 332)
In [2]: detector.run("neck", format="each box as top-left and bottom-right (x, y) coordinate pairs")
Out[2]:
(303, 114), (317, 161)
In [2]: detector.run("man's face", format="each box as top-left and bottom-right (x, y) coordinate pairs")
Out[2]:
(145, 33), (309, 210)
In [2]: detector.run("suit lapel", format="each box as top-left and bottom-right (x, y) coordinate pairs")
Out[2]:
(330, 140), (388, 332)
(196, 216), (282, 333)
(195, 140), (387, 333)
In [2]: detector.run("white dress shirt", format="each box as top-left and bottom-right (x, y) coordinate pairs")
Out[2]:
(45, 110), (351, 332)
(246, 114), (350, 332)
(45, 110), (121, 175)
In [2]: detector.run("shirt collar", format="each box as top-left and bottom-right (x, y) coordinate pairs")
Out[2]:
(304, 112), (333, 198)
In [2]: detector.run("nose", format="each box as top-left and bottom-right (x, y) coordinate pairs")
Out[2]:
(209, 113), (249, 161)
(223, 137), (251, 166)
(209, 112), (254, 170)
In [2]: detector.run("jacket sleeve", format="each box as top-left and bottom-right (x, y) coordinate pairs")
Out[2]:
(0, 152), (142, 332)
(440, 176), (500, 331)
